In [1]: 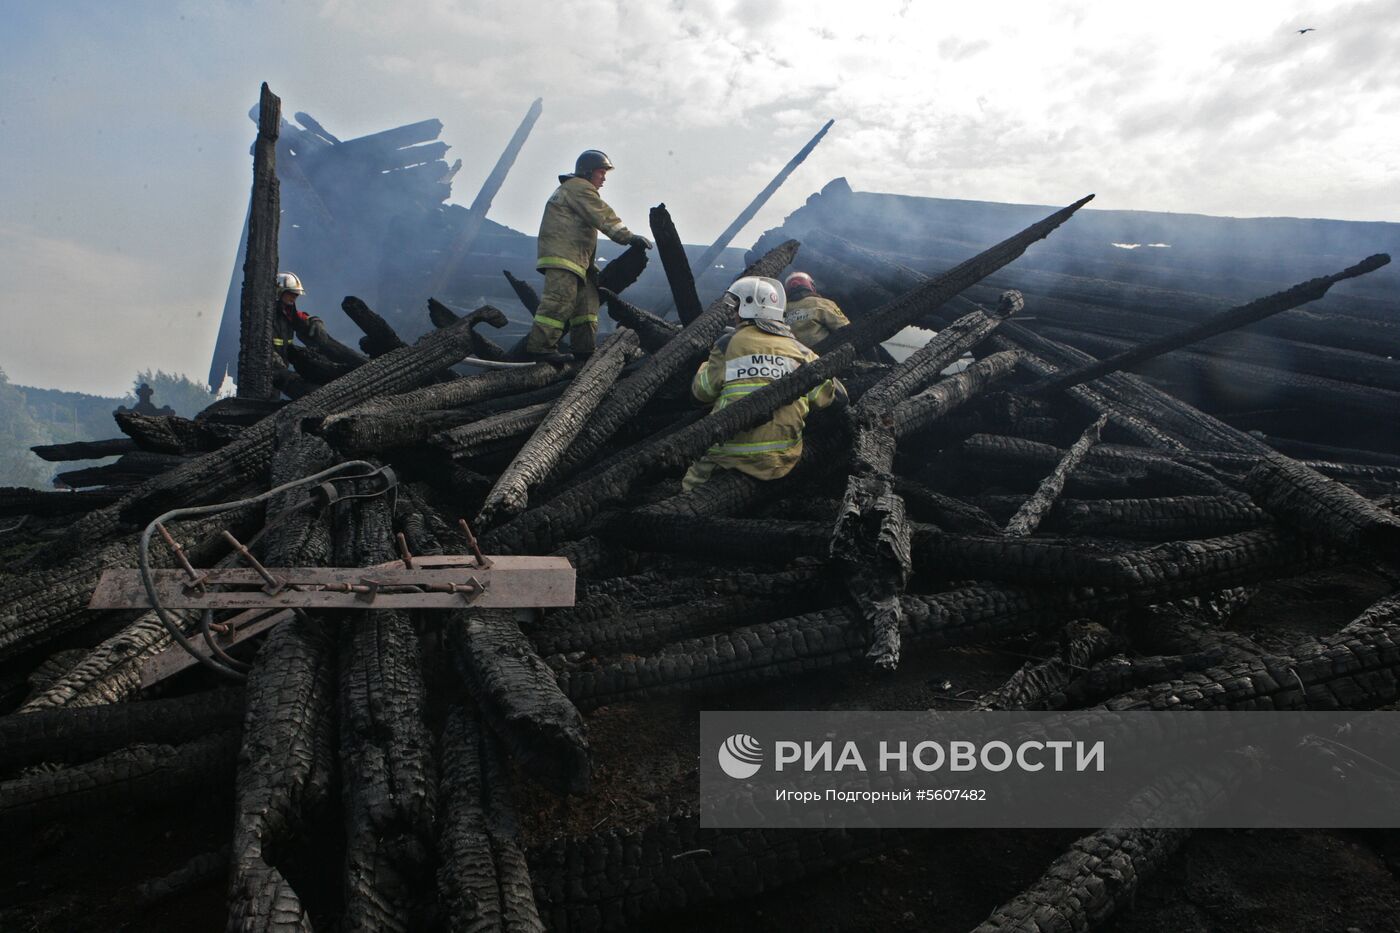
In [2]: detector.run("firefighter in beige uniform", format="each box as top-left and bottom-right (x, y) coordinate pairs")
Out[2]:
(524, 149), (652, 359)
(682, 277), (847, 491)
(782, 271), (850, 349)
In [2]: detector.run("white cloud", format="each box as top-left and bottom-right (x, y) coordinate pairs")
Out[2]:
(0, 224), (217, 395)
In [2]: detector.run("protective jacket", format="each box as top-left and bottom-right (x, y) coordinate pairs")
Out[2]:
(536, 175), (634, 281)
(271, 305), (327, 363)
(784, 293), (850, 349)
(689, 321), (844, 481)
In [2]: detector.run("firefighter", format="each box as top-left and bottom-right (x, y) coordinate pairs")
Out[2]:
(524, 150), (652, 361)
(271, 272), (329, 396)
(782, 271), (850, 349)
(682, 276), (847, 491)
(272, 271), (333, 354)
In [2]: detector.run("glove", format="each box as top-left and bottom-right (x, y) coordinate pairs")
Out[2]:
(627, 233), (654, 250)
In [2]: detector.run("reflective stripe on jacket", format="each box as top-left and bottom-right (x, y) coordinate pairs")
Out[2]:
(690, 322), (843, 480)
(536, 175), (633, 281)
(785, 295), (850, 349)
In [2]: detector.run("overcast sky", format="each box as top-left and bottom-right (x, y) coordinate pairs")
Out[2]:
(2, 0), (1396, 395)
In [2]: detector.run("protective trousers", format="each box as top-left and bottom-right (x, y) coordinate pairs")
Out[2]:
(525, 267), (600, 354)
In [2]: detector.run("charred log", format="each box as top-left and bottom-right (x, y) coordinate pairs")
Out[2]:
(890, 478), (1002, 534)
(1029, 253), (1391, 395)
(3, 505), (258, 667)
(0, 486), (123, 518)
(20, 612), (187, 711)
(286, 343), (354, 385)
(115, 411), (245, 455)
(30, 437), (135, 462)
(227, 615), (337, 933)
(334, 494), (437, 932)
(56, 450), (188, 488)
(597, 241), (650, 294)
(1102, 596), (1400, 710)
(503, 270), (541, 314)
(649, 203), (703, 325)
(1243, 454), (1400, 561)
(478, 329), (640, 527)
(236, 83), (281, 400)
(974, 621), (1118, 710)
(227, 425), (337, 932)
(436, 701), (544, 932)
(319, 359), (574, 438)
(0, 731), (237, 834)
(341, 295), (408, 357)
(861, 301), (1016, 412)
(958, 433), (1236, 497)
(0, 687), (244, 773)
(890, 351), (1023, 438)
(431, 402), (555, 462)
(973, 758), (1260, 933)
(601, 288), (680, 352)
(448, 609), (590, 795)
(1004, 415), (1108, 536)
(1051, 495), (1268, 540)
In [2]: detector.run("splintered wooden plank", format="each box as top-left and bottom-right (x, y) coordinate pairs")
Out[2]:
(90, 555), (575, 611)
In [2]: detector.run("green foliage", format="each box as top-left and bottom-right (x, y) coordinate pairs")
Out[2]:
(127, 370), (216, 419)
(20, 385), (124, 444)
(0, 369), (214, 491)
(0, 367), (58, 489)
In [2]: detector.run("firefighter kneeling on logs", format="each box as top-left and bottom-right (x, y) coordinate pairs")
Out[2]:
(682, 276), (847, 491)
(782, 271), (851, 349)
(271, 271), (330, 396)
(524, 149), (652, 362)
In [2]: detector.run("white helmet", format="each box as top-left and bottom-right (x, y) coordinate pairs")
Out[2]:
(727, 276), (786, 321)
(275, 272), (306, 296)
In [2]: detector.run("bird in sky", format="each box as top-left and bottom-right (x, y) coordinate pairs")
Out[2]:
(1296, 27), (1316, 34)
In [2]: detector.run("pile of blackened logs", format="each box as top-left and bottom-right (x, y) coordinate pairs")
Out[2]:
(2, 196), (1399, 933)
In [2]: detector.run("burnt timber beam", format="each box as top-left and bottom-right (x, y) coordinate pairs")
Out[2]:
(448, 610), (591, 795)
(436, 700), (544, 930)
(601, 288), (681, 352)
(236, 83), (281, 400)
(1243, 453), (1400, 561)
(1029, 253), (1391, 395)
(30, 437), (136, 462)
(1004, 414), (1108, 536)
(477, 329), (640, 527)
(503, 269), (541, 313)
(649, 203), (704, 324)
(341, 296), (407, 357)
